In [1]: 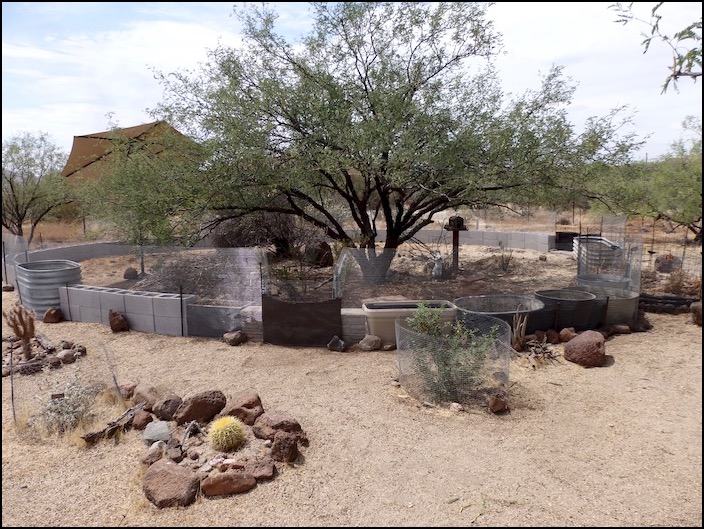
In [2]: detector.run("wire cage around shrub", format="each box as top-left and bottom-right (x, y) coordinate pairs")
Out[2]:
(394, 311), (512, 407)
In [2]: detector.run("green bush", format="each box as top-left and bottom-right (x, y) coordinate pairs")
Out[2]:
(405, 303), (499, 403)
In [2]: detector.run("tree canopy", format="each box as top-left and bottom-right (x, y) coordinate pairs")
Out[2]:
(597, 116), (702, 242)
(146, 2), (643, 275)
(75, 124), (206, 248)
(1, 132), (70, 245)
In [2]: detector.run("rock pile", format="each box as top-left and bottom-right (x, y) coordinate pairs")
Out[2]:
(86, 383), (309, 509)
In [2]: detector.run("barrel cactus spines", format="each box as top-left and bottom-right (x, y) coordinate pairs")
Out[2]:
(208, 416), (246, 452)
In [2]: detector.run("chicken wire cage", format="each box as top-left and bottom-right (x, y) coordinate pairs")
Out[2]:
(394, 311), (512, 406)
(574, 234), (643, 293)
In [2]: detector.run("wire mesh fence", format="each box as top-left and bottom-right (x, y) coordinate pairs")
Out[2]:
(395, 310), (512, 406)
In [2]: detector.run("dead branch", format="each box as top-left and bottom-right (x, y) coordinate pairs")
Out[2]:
(512, 312), (528, 351)
(181, 420), (203, 445)
(81, 402), (145, 446)
(34, 332), (55, 353)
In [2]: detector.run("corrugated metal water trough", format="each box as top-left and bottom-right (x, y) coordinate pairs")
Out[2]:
(452, 294), (545, 331)
(15, 260), (82, 314)
(533, 288), (597, 331)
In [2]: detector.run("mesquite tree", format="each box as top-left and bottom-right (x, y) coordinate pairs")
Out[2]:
(150, 2), (643, 279)
(2, 132), (70, 245)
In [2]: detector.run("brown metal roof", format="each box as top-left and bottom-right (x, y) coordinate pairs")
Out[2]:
(60, 121), (183, 180)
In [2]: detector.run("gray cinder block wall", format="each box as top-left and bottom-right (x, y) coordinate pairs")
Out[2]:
(3, 231), (557, 341)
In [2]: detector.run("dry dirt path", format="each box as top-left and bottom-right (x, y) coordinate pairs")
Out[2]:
(2, 284), (702, 527)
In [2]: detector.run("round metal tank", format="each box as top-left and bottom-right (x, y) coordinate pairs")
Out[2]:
(15, 260), (82, 314)
(453, 295), (544, 331)
(534, 289), (596, 331)
(572, 285), (639, 327)
(576, 273), (630, 290)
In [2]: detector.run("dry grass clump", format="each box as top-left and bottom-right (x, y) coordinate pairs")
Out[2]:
(663, 268), (702, 297)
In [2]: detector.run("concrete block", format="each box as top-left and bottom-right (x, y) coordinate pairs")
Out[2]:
(79, 306), (102, 324)
(58, 287), (69, 312)
(65, 305), (81, 322)
(508, 232), (526, 247)
(483, 232), (499, 245)
(78, 287), (103, 309)
(124, 313), (155, 333)
(124, 293), (155, 315)
(467, 231), (483, 245)
(99, 290), (126, 312)
(152, 294), (183, 318)
(155, 316), (186, 336)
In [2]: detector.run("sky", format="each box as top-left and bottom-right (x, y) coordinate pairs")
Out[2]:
(2, 2), (702, 161)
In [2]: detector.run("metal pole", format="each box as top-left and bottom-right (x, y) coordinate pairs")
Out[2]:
(2, 241), (7, 284)
(452, 229), (459, 275)
(180, 284), (184, 337)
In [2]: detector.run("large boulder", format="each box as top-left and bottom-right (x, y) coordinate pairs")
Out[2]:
(563, 330), (606, 367)
(173, 389), (227, 425)
(142, 459), (200, 508)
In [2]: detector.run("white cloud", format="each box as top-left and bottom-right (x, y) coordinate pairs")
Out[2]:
(2, 1), (701, 159)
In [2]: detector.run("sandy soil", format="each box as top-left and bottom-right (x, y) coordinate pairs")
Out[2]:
(1, 245), (702, 527)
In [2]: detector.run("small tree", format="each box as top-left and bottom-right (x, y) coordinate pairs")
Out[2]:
(596, 116), (702, 242)
(76, 124), (205, 273)
(2, 132), (71, 245)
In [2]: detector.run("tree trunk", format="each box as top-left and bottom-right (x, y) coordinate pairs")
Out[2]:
(351, 248), (396, 285)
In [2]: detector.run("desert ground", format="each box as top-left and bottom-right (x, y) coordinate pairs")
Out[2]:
(2, 215), (702, 527)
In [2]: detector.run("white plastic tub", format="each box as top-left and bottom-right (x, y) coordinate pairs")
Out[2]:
(361, 300), (457, 345)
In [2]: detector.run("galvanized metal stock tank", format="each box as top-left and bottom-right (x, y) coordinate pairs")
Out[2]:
(15, 260), (82, 314)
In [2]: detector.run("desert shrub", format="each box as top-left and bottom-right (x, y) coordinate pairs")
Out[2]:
(32, 372), (103, 435)
(404, 303), (500, 403)
(497, 241), (514, 272)
(405, 302), (446, 336)
(664, 268), (702, 297)
(209, 212), (327, 260)
(208, 416), (246, 452)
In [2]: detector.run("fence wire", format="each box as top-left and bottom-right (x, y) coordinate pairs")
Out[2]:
(395, 311), (512, 406)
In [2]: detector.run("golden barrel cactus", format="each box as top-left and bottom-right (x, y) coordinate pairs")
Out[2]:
(207, 416), (246, 452)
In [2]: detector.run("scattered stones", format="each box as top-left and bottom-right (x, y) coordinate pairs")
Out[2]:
(358, 334), (382, 351)
(327, 335), (346, 352)
(142, 459), (200, 508)
(173, 389), (227, 425)
(1, 333), (87, 377)
(83, 384), (312, 509)
(223, 330), (248, 346)
(488, 393), (510, 414)
(42, 307), (63, 323)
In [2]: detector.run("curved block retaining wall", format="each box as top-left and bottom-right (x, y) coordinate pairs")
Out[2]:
(60, 285), (196, 336)
(2, 233), (556, 343)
